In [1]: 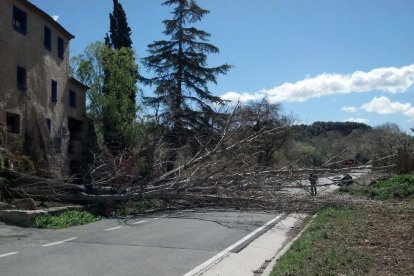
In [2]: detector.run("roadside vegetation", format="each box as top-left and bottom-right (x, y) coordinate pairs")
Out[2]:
(360, 174), (414, 200)
(33, 211), (100, 229)
(337, 174), (414, 200)
(271, 174), (414, 275)
(113, 200), (163, 216)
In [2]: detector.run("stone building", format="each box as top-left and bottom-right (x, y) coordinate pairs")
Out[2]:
(0, 0), (93, 177)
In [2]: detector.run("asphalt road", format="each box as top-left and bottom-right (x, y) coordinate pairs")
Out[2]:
(0, 210), (280, 276)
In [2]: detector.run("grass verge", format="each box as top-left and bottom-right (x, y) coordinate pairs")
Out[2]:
(271, 206), (370, 275)
(33, 210), (100, 229)
(337, 174), (414, 200)
(271, 202), (414, 275)
(361, 174), (414, 200)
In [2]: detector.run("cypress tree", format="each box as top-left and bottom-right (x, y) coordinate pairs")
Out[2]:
(142, 0), (231, 167)
(101, 46), (138, 150)
(105, 0), (133, 49)
(102, 0), (138, 151)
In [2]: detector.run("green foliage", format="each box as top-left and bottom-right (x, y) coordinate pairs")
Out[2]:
(71, 42), (139, 150)
(271, 207), (371, 276)
(102, 46), (139, 150)
(286, 121), (414, 171)
(115, 200), (163, 216)
(33, 211), (99, 229)
(105, 0), (133, 49)
(71, 41), (106, 127)
(298, 121), (372, 138)
(362, 174), (414, 200)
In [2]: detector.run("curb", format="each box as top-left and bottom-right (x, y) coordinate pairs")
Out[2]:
(261, 213), (317, 276)
(233, 213), (288, 253)
(185, 214), (286, 276)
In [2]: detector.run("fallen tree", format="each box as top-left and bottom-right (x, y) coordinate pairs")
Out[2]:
(1, 102), (405, 212)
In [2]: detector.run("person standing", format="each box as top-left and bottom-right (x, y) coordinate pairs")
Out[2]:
(309, 173), (318, 196)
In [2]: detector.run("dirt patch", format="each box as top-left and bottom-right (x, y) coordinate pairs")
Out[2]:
(360, 201), (414, 275)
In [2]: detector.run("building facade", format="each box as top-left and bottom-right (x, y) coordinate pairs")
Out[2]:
(0, 0), (92, 177)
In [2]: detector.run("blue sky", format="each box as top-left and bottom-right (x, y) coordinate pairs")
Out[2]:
(31, 0), (414, 132)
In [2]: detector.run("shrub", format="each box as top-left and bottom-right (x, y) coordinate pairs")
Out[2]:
(33, 210), (99, 229)
(363, 174), (414, 200)
(115, 200), (163, 216)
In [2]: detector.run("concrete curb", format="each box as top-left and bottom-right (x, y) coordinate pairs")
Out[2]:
(196, 213), (306, 276)
(261, 214), (317, 276)
(232, 213), (288, 253)
(186, 214), (287, 276)
(0, 205), (84, 227)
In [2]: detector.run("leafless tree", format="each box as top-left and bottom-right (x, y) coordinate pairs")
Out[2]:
(1, 102), (407, 213)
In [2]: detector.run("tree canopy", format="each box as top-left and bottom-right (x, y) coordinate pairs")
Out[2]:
(142, 0), (231, 137)
(105, 0), (133, 49)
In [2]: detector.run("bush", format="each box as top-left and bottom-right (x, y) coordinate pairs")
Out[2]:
(33, 210), (99, 229)
(115, 200), (163, 216)
(363, 174), (414, 200)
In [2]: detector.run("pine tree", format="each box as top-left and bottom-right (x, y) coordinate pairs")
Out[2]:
(105, 0), (133, 49)
(142, 0), (231, 153)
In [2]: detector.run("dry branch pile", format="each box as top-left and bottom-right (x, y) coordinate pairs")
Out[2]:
(1, 102), (405, 212)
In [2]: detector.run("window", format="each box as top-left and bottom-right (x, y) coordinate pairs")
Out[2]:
(13, 6), (27, 35)
(17, 66), (27, 91)
(58, 37), (64, 59)
(54, 137), (62, 153)
(6, 113), (20, 134)
(69, 90), (76, 108)
(46, 118), (51, 133)
(44, 26), (51, 51)
(51, 80), (57, 102)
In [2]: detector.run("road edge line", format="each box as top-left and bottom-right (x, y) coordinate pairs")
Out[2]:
(0, 252), (19, 258)
(42, 237), (78, 247)
(183, 213), (284, 276)
(104, 226), (123, 231)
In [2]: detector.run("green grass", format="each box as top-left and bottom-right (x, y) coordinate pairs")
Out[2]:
(337, 174), (414, 200)
(271, 206), (371, 276)
(33, 210), (100, 229)
(361, 174), (414, 200)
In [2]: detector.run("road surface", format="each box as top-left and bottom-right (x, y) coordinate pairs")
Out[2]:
(0, 209), (282, 276)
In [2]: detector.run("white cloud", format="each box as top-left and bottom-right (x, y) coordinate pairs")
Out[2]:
(52, 15), (59, 21)
(344, 117), (370, 124)
(221, 64), (414, 103)
(361, 96), (414, 118)
(342, 106), (358, 113)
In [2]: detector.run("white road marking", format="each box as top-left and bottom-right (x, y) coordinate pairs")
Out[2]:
(104, 226), (123, 231)
(132, 220), (147, 225)
(153, 215), (167, 220)
(42, 237), (78, 247)
(0, 252), (19, 258)
(183, 214), (284, 276)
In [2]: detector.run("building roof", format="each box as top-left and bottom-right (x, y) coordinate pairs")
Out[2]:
(69, 77), (89, 91)
(16, 0), (75, 40)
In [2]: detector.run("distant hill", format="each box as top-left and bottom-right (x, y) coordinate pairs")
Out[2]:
(296, 121), (372, 138)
